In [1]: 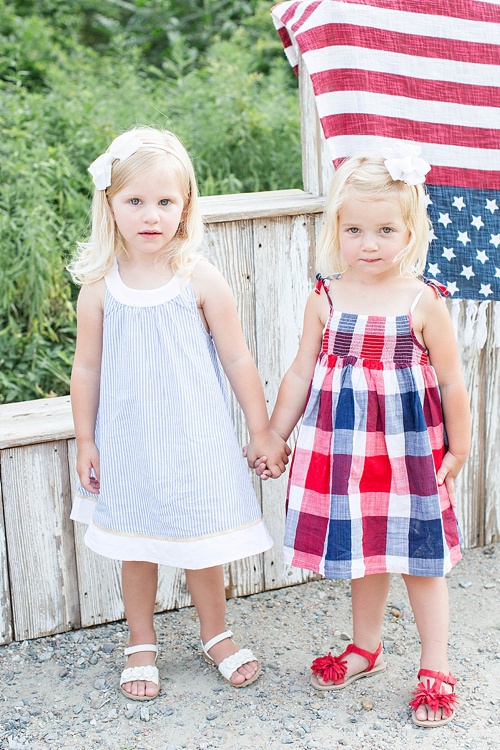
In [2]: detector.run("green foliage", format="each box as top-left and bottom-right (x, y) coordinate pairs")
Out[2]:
(0, 0), (301, 403)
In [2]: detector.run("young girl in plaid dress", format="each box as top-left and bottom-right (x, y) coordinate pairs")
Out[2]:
(254, 145), (470, 727)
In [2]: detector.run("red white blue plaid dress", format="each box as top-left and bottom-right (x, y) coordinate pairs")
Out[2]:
(284, 277), (462, 580)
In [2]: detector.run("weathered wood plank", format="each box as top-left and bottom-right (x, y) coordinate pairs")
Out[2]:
(484, 305), (500, 543)
(253, 214), (319, 589)
(0, 466), (13, 644)
(0, 395), (73, 449)
(298, 57), (334, 197)
(67, 439), (124, 626)
(2, 441), (80, 640)
(452, 302), (486, 549)
(204, 219), (267, 598)
(201, 189), (324, 223)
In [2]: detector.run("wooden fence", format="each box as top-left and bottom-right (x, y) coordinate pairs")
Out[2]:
(0, 65), (498, 644)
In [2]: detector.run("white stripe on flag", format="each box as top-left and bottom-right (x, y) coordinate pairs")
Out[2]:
(324, 135), (500, 171)
(303, 46), (500, 86)
(297, 2), (500, 44)
(315, 91), (499, 129)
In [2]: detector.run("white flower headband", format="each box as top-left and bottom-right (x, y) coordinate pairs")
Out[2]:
(88, 131), (144, 190)
(380, 141), (431, 186)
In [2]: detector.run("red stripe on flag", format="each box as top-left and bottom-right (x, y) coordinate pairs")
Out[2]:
(426, 166), (500, 189)
(328, 0), (499, 24)
(331, 159), (500, 189)
(321, 113), (499, 149)
(310, 69), (499, 108)
(295, 23), (500, 65)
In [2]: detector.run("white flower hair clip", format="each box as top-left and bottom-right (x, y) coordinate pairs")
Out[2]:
(88, 131), (144, 190)
(380, 141), (431, 186)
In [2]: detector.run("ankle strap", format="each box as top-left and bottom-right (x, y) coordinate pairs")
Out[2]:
(417, 669), (456, 687)
(202, 630), (233, 654)
(344, 642), (382, 672)
(124, 643), (158, 658)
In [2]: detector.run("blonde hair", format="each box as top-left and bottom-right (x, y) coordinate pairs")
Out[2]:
(67, 127), (204, 285)
(316, 153), (431, 278)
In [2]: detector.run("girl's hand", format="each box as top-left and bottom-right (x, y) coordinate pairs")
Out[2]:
(76, 440), (101, 494)
(245, 430), (290, 479)
(242, 446), (273, 480)
(436, 450), (466, 508)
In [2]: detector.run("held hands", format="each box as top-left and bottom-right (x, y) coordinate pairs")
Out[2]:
(244, 429), (290, 479)
(436, 450), (467, 508)
(76, 440), (101, 494)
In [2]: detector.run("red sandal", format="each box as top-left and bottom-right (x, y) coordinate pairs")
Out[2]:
(410, 669), (457, 727)
(310, 642), (386, 690)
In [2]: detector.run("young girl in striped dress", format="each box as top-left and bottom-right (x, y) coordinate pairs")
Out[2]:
(68, 127), (289, 701)
(254, 145), (470, 727)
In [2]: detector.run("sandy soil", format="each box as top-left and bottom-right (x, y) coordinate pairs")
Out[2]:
(1, 544), (499, 750)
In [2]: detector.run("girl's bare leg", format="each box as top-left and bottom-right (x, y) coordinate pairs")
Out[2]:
(121, 561), (158, 698)
(185, 565), (258, 686)
(403, 574), (451, 723)
(315, 573), (390, 687)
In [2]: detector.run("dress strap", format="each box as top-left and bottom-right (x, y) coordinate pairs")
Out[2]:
(410, 289), (426, 315)
(314, 273), (334, 307)
(418, 276), (449, 298)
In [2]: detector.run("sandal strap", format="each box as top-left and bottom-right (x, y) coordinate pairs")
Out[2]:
(343, 642), (383, 672)
(417, 669), (457, 688)
(120, 665), (159, 687)
(218, 648), (257, 681)
(202, 630), (233, 655)
(124, 643), (158, 660)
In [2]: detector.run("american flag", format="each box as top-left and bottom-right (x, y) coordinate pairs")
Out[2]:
(272, 0), (500, 301)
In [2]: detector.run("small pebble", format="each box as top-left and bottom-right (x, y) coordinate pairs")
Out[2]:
(361, 698), (374, 710)
(140, 705), (150, 722)
(340, 632), (351, 640)
(390, 607), (401, 617)
(459, 580), (472, 588)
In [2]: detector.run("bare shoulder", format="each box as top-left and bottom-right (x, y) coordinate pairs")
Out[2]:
(191, 258), (232, 303)
(77, 278), (106, 311)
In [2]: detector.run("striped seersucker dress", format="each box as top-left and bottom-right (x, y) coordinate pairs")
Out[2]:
(71, 260), (273, 568)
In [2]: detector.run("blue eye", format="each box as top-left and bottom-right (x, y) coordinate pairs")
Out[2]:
(159, 199), (170, 206)
(347, 227), (359, 234)
(381, 227), (393, 234)
(130, 198), (140, 205)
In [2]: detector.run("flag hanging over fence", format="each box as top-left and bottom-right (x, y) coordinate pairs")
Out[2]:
(271, 0), (500, 345)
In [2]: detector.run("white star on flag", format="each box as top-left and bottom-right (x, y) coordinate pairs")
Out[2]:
(438, 213), (452, 227)
(479, 284), (492, 297)
(476, 250), (489, 264)
(471, 215), (484, 230)
(424, 194), (433, 207)
(457, 231), (470, 245)
(428, 227), (437, 242)
(461, 266), (475, 280)
(446, 281), (459, 295)
(452, 196), (466, 211)
(427, 263), (440, 276)
(495, 268), (500, 278)
(485, 199), (498, 214)
(442, 247), (455, 261)
(490, 234), (500, 249)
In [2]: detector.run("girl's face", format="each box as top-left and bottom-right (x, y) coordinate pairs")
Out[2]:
(108, 169), (185, 260)
(338, 197), (410, 279)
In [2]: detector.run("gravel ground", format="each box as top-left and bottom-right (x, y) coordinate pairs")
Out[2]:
(1, 543), (499, 750)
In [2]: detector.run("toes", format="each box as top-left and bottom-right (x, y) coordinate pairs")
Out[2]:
(123, 680), (156, 697)
(231, 660), (259, 685)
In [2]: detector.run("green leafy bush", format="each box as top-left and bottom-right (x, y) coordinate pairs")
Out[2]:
(0, 0), (301, 403)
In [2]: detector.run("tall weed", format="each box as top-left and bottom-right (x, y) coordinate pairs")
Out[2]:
(0, 0), (301, 403)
